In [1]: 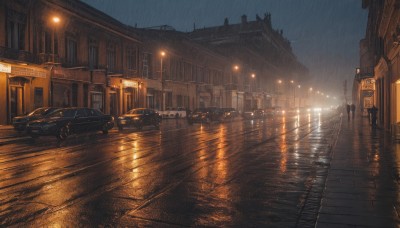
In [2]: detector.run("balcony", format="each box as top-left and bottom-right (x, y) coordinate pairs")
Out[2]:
(0, 46), (36, 63)
(225, 83), (238, 91)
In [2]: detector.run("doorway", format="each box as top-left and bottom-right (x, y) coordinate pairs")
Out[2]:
(10, 86), (24, 120)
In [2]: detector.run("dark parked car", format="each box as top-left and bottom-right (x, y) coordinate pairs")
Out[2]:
(243, 109), (265, 119)
(117, 108), (161, 130)
(26, 107), (114, 140)
(12, 107), (60, 131)
(187, 107), (224, 124)
(221, 108), (239, 121)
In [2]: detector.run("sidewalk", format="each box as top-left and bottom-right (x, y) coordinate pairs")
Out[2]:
(316, 115), (400, 227)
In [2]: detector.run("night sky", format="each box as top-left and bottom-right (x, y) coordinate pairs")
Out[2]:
(82, 0), (367, 100)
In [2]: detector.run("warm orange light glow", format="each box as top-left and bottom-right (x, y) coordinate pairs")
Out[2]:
(52, 16), (60, 23)
(251, 73), (255, 78)
(290, 80), (294, 83)
(233, 65), (239, 71)
(160, 51), (166, 57)
(277, 80), (282, 84)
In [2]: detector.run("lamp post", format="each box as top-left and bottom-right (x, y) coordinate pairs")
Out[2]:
(160, 51), (166, 111)
(294, 85), (301, 108)
(276, 80), (282, 107)
(251, 73), (256, 109)
(52, 16), (60, 63)
(233, 65), (240, 111)
(290, 80), (294, 108)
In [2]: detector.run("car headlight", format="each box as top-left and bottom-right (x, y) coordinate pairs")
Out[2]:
(118, 116), (125, 120)
(133, 117), (140, 120)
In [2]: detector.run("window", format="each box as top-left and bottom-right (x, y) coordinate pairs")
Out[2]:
(88, 38), (98, 69)
(34, 87), (43, 109)
(142, 52), (153, 78)
(6, 9), (26, 50)
(66, 35), (77, 65)
(127, 46), (137, 71)
(107, 42), (116, 72)
(166, 92), (172, 108)
(91, 92), (104, 112)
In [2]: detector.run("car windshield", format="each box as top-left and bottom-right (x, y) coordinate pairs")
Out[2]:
(128, 109), (145, 114)
(28, 107), (48, 116)
(47, 109), (76, 118)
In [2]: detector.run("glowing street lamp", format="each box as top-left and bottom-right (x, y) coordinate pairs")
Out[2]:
(160, 51), (166, 111)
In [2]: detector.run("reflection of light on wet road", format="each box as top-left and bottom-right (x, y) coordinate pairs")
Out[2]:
(210, 125), (232, 224)
(130, 140), (141, 192)
(280, 118), (287, 173)
(294, 143), (300, 159)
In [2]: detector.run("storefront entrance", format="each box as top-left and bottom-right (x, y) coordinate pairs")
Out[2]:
(9, 86), (24, 120)
(8, 77), (27, 122)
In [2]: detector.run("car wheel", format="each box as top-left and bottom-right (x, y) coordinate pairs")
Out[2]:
(57, 126), (69, 140)
(153, 119), (160, 129)
(135, 120), (143, 130)
(102, 124), (109, 134)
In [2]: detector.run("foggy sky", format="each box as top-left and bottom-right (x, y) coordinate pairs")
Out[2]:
(82, 0), (367, 99)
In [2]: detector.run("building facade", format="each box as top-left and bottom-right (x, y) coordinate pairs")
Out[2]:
(189, 14), (309, 112)
(0, 0), (143, 124)
(134, 28), (232, 112)
(0, 0), (308, 125)
(355, 0), (400, 133)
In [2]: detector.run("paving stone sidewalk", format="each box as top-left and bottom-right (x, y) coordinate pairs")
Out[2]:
(316, 115), (400, 227)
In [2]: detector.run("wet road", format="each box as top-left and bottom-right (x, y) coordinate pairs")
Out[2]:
(0, 111), (341, 227)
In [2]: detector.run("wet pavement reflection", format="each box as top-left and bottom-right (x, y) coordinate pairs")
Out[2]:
(3, 111), (396, 226)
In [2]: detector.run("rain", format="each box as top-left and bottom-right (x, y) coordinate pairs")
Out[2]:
(1, 1), (399, 227)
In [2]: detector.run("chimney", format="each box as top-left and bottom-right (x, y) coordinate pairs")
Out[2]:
(241, 14), (247, 24)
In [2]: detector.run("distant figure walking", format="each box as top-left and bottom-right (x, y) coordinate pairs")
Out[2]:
(350, 104), (356, 119)
(370, 105), (378, 127)
(346, 104), (351, 121)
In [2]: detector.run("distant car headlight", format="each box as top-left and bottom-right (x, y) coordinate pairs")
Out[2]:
(118, 116), (125, 120)
(133, 117), (140, 120)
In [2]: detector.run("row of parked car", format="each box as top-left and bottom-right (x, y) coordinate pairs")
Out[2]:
(12, 107), (161, 140)
(12, 106), (280, 140)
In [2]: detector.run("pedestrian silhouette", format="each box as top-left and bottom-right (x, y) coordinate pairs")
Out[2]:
(370, 105), (378, 127)
(350, 104), (356, 119)
(346, 104), (351, 121)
